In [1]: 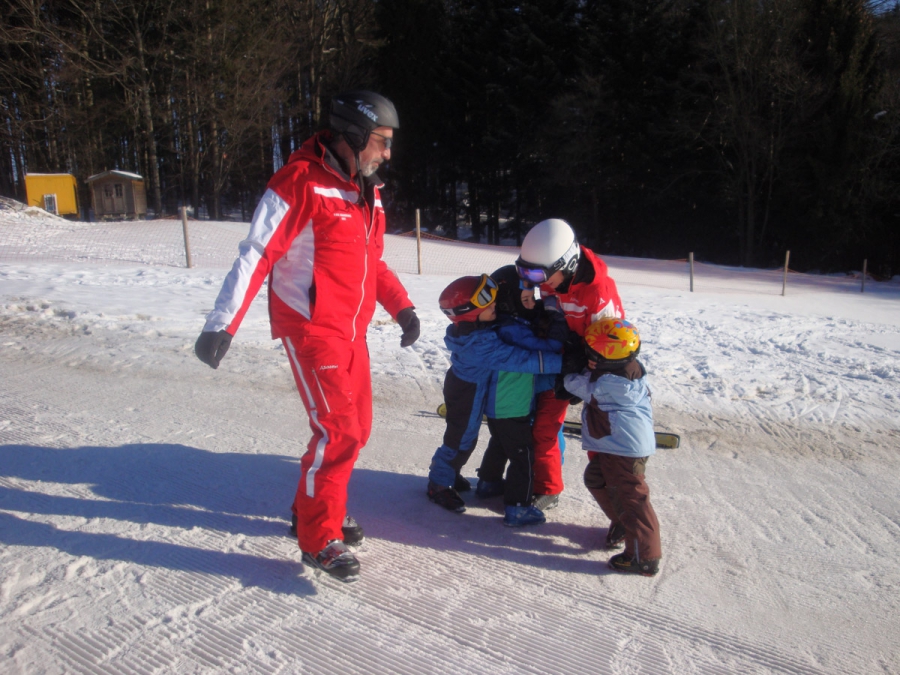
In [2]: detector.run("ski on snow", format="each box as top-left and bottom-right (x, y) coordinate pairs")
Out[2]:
(435, 403), (681, 449)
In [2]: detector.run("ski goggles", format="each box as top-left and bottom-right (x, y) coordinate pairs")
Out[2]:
(515, 261), (552, 285)
(444, 274), (499, 316)
(515, 241), (579, 286)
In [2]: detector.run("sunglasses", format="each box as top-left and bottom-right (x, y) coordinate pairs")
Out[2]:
(443, 274), (499, 316)
(370, 130), (393, 149)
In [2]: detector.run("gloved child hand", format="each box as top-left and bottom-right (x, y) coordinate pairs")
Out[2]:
(561, 348), (588, 375)
(553, 373), (582, 404)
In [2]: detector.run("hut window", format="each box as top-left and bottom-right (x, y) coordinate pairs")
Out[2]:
(104, 186), (113, 198)
(114, 184), (124, 197)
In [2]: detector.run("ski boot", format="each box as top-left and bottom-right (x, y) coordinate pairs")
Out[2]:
(608, 552), (659, 577)
(503, 504), (546, 527)
(302, 539), (360, 582)
(454, 473), (472, 493)
(290, 514), (365, 546)
(427, 480), (466, 513)
(475, 478), (505, 498)
(531, 493), (559, 511)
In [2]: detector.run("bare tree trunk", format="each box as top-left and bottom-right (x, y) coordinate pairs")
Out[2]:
(205, 0), (221, 220)
(744, 181), (756, 266)
(449, 177), (458, 239)
(12, 136), (26, 200)
(469, 179), (482, 241)
(210, 114), (221, 219)
(186, 72), (201, 214)
(130, 5), (163, 215)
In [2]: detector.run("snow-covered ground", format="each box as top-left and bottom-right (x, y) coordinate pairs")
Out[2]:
(1, 208), (899, 674)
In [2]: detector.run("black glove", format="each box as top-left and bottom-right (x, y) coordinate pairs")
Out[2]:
(553, 373), (582, 404)
(397, 307), (420, 347)
(564, 330), (584, 354)
(561, 348), (588, 375)
(195, 330), (232, 369)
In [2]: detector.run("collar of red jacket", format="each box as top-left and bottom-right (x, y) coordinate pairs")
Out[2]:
(285, 131), (385, 191)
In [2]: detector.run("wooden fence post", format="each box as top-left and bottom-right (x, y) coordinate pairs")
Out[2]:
(782, 250), (790, 296)
(689, 252), (694, 292)
(181, 206), (193, 269)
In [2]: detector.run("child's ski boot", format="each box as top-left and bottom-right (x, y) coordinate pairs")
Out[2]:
(503, 504), (546, 527)
(475, 478), (505, 498)
(427, 481), (466, 513)
(608, 552), (659, 576)
(454, 473), (472, 492)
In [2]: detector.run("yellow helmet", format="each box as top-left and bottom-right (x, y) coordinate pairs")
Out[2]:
(584, 318), (641, 365)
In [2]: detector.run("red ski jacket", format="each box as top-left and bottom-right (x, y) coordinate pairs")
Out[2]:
(203, 132), (413, 341)
(539, 246), (625, 336)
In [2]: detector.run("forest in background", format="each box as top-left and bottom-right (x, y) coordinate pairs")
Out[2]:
(2, 0), (899, 275)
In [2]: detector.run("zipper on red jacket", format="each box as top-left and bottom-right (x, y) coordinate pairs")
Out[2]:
(351, 190), (376, 341)
(316, 138), (377, 343)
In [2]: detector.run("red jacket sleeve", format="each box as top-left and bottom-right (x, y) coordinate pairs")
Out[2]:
(202, 166), (314, 334)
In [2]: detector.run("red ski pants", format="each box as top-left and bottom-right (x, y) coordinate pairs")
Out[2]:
(283, 335), (372, 554)
(532, 390), (569, 495)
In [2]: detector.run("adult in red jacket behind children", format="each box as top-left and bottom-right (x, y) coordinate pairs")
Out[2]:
(515, 218), (625, 510)
(194, 90), (419, 582)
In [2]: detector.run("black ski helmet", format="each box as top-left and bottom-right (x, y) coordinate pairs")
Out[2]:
(330, 90), (400, 152)
(491, 265), (537, 321)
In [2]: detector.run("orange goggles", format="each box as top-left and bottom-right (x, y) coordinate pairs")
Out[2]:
(444, 274), (499, 317)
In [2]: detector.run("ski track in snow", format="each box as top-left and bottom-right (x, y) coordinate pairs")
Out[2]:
(1, 217), (900, 674)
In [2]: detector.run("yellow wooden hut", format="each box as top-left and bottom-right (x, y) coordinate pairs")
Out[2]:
(24, 173), (80, 216)
(86, 170), (147, 220)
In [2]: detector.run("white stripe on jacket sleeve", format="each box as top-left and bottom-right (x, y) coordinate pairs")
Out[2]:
(203, 189), (289, 331)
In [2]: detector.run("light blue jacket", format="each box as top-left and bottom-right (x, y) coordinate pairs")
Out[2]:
(563, 360), (655, 458)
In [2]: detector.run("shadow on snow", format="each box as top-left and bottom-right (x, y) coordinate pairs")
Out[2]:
(0, 442), (612, 591)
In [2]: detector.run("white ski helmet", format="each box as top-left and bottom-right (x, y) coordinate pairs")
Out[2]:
(516, 218), (580, 285)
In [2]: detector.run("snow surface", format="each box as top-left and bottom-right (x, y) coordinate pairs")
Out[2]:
(1, 209), (899, 674)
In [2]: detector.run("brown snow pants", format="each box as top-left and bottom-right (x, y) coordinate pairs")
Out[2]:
(584, 452), (662, 562)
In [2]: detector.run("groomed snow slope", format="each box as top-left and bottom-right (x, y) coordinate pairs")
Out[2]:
(1, 211), (899, 674)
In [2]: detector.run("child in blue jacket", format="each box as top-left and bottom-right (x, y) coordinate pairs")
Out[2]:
(475, 265), (570, 506)
(428, 274), (561, 525)
(562, 318), (662, 576)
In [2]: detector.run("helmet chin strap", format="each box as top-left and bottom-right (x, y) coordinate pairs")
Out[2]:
(555, 252), (581, 293)
(354, 152), (365, 203)
(336, 125), (368, 202)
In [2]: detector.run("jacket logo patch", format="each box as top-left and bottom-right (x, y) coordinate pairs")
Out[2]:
(319, 364), (339, 371)
(334, 212), (352, 219)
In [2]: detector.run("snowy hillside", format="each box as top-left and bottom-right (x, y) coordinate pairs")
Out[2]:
(1, 210), (899, 674)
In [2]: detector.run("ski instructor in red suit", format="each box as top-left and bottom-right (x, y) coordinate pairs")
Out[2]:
(194, 91), (419, 583)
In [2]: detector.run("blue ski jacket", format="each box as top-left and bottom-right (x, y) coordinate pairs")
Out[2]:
(491, 314), (566, 417)
(563, 360), (655, 458)
(442, 321), (561, 451)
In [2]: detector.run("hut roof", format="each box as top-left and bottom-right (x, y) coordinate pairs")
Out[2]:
(86, 170), (144, 182)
